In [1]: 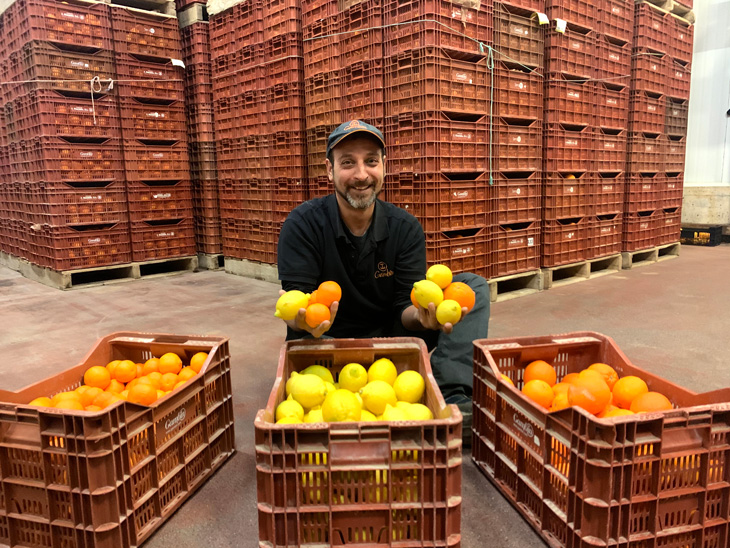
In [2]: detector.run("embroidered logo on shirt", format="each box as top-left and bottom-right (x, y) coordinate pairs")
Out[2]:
(374, 261), (394, 279)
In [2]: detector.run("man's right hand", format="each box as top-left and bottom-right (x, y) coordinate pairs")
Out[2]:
(279, 290), (338, 338)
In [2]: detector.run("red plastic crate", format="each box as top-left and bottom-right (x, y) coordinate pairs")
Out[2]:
(493, 62), (543, 120)
(545, 28), (595, 79)
(263, 0), (301, 39)
(625, 172), (665, 214)
(269, 177), (308, 223)
(187, 104), (216, 143)
(665, 171), (683, 208)
(627, 132), (665, 172)
(211, 0), (263, 46)
(211, 42), (263, 75)
(301, 0), (337, 28)
(305, 71), (341, 128)
(305, 124), (336, 178)
(123, 141), (190, 181)
(593, 129), (627, 172)
(493, 4), (545, 69)
(623, 209), (661, 250)
(111, 6), (182, 59)
(266, 132), (308, 175)
(192, 177), (219, 216)
(541, 216), (589, 266)
(263, 31), (303, 63)
(665, 135), (687, 172)
(666, 60), (691, 100)
(338, 0), (384, 68)
(181, 20), (211, 53)
(593, 82), (629, 130)
(131, 218), (196, 261)
(218, 178), (271, 222)
(631, 50), (667, 96)
(598, 0), (633, 44)
(543, 172), (593, 220)
(221, 218), (278, 263)
(491, 221), (540, 278)
(265, 54), (304, 87)
(665, 98), (688, 136)
(425, 227), (490, 277)
(385, 47), (489, 116)
(194, 217), (223, 253)
(588, 213), (622, 257)
(544, 75), (593, 126)
(190, 141), (217, 181)
(670, 18), (694, 64)
(119, 98), (187, 141)
(629, 90), (665, 134)
(492, 171), (542, 224)
(493, 119), (543, 172)
(592, 172), (625, 215)
(4, 90), (120, 142)
(126, 180), (194, 222)
(633, 2), (671, 55)
(543, 123), (592, 172)
(499, 0), (544, 10)
(546, 0), (597, 30)
(595, 36), (631, 83)
(659, 206), (680, 245)
(115, 54), (185, 101)
(302, 17), (338, 75)
(385, 17), (491, 58)
(339, 58), (384, 120)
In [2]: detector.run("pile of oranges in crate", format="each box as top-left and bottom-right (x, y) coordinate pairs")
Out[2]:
(28, 350), (209, 411)
(513, 360), (673, 417)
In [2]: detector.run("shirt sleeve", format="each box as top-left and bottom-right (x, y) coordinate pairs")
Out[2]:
(277, 210), (322, 289)
(393, 218), (427, 318)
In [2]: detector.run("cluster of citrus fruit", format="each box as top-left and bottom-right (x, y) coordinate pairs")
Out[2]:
(28, 351), (209, 411)
(276, 358), (434, 424)
(275, 281), (342, 328)
(410, 265), (476, 325)
(509, 360), (673, 417)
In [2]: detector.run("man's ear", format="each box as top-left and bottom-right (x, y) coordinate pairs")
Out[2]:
(325, 158), (334, 182)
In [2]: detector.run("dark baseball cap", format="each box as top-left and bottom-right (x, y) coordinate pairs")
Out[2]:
(326, 120), (386, 158)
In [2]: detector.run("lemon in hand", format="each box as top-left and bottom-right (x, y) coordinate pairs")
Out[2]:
(322, 389), (362, 422)
(412, 280), (444, 308)
(274, 290), (310, 320)
(301, 365), (334, 384)
(393, 370), (425, 403)
(338, 363), (368, 392)
(426, 264), (453, 289)
(290, 374), (327, 409)
(436, 299), (462, 325)
(368, 358), (398, 386)
(360, 380), (397, 415)
(276, 399), (304, 422)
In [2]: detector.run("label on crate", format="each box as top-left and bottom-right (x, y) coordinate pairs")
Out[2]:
(652, 22), (661, 30)
(601, 226), (615, 234)
(509, 187), (523, 196)
(156, 231), (176, 238)
(507, 237), (525, 247)
(152, 153), (166, 159)
(569, 40), (582, 51)
(87, 237), (102, 244)
(564, 231), (575, 241)
(602, 184), (614, 192)
(152, 192), (172, 200)
(452, 131), (473, 141)
(510, 135), (524, 144)
(453, 71), (472, 84)
(72, 106), (94, 114)
(451, 7), (474, 22)
(647, 105), (657, 112)
(668, 183), (677, 189)
(611, 5), (622, 14)
(666, 219), (674, 225)
(603, 142), (616, 150)
(78, 151), (95, 158)
(675, 71), (685, 79)
(511, 414), (540, 447)
(145, 111), (168, 119)
(452, 245), (474, 256)
(80, 194), (103, 201)
(669, 146), (679, 154)
(606, 98), (618, 106)
(510, 81), (527, 91)
(61, 11), (85, 20)
(527, 237), (534, 246)
(671, 108), (681, 116)
(143, 26), (158, 35)
(564, 185), (576, 193)
(642, 184), (652, 190)
(564, 138), (579, 147)
(70, 60), (91, 69)
(650, 63), (658, 72)
(144, 69), (164, 77)
(640, 222), (649, 229)
(509, 24), (529, 36)
(566, 90), (581, 100)
(609, 53), (621, 62)
(452, 190), (471, 200)
(645, 145), (654, 153)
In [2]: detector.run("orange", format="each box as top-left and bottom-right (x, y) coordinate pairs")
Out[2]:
(308, 290), (319, 306)
(107, 379), (125, 394)
(524, 360), (557, 387)
(602, 408), (635, 418)
(562, 373), (580, 385)
(84, 366), (111, 390)
(630, 392), (672, 413)
(120, 390), (129, 400)
(443, 282), (476, 312)
(85, 405), (102, 412)
(305, 303), (331, 328)
(568, 371), (611, 415)
(410, 287), (419, 308)
(178, 367), (197, 382)
(156, 389), (166, 400)
(552, 382), (571, 397)
(597, 404), (619, 418)
(113, 360), (137, 383)
(550, 392), (570, 411)
(136, 364), (144, 377)
(92, 391), (122, 409)
(522, 379), (554, 409)
(578, 369), (605, 384)
(190, 352), (208, 373)
(29, 396), (53, 407)
(146, 372), (162, 389)
(51, 391), (81, 406)
(587, 363), (619, 390)
(76, 385), (90, 397)
(54, 399), (84, 411)
(315, 281), (342, 307)
(142, 358), (160, 376)
(500, 374), (514, 386)
(159, 353), (182, 375)
(173, 381), (187, 390)
(128, 383), (158, 405)
(612, 376), (649, 410)
(78, 386), (103, 407)
(159, 373), (179, 391)
(106, 360), (121, 375)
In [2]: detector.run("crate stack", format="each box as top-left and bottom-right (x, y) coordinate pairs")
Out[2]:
(490, 1), (545, 279)
(112, 5), (196, 263)
(0, 0), (130, 271)
(210, 0), (306, 265)
(179, 8), (222, 258)
(624, 2), (691, 251)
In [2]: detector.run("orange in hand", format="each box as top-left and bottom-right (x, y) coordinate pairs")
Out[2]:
(443, 282), (476, 312)
(305, 303), (331, 328)
(314, 281), (341, 307)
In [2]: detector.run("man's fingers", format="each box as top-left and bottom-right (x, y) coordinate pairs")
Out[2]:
(278, 289), (286, 297)
(312, 320), (331, 338)
(329, 301), (339, 324)
(442, 322), (454, 335)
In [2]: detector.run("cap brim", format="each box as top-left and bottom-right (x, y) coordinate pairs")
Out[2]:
(328, 129), (385, 155)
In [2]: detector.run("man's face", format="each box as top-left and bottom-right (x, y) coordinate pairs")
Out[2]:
(326, 136), (385, 211)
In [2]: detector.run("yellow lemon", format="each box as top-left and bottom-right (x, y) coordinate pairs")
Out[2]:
(396, 401), (412, 411)
(285, 372), (300, 396)
(381, 404), (408, 422)
(393, 370), (425, 403)
(354, 392), (363, 409)
(301, 365), (334, 384)
(338, 362), (368, 392)
(412, 279), (444, 308)
(324, 381), (336, 396)
(360, 409), (377, 421)
(276, 399), (304, 422)
(290, 374), (327, 409)
(426, 264), (453, 289)
(360, 380), (397, 415)
(304, 408), (324, 423)
(368, 358), (398, 386)
(405, 403), (433, 421)
(321, 389), (362, 422)
(276, 416), (302, 424)
(436, 299), (462, 325)
(274, 290), (310, 320)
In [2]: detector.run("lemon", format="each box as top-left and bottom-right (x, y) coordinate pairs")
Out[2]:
(360, 409), (377, 421)
(290, 374), (327, 409)
(393, 370), (425, 403)
(324, 381), (336, 396)
(381, 404), (408, 422)
(277, 416), (303, 424)
(274, 290), (310, 320)
(354, 392), (363, 409)
(368, 358), (398, 386)
(396, 401), (412, 411)
(436, 299), (462, 325)
(426, 264), (453, 289)
(276, 399), (304, 422)
(338, 362), (368, 392)
(285, 372), (299, 396)
(301, 365), (334, 384)
(360, 380), (397, 415)
(405, 403), (433, 421)
(304, 408), (324, 423)
(322, 389), (362, 422)
(412, 279), (444, 308)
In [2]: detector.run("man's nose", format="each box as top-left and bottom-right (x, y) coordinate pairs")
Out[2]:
(353, 160), (368, 179)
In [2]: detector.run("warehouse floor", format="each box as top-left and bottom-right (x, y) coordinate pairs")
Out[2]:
(2, 243), (730, 547)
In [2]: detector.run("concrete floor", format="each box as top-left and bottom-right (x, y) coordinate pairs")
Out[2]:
(1, 243), (729, 547)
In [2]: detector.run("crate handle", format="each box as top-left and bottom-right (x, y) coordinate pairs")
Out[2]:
(329, 437), (390, 466)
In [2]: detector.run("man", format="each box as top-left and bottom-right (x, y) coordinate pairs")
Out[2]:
(277, 120), (489, 445)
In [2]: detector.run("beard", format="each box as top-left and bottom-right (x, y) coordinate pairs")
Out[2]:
(335, 182), (381, 210)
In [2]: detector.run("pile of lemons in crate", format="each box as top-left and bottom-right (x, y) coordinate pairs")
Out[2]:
(276, 358), (433, 424)
(28, 351), (209, 411)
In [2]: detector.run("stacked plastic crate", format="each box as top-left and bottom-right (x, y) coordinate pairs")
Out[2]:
(0, 0), (130, 271)
(625, 2), (689, 251)
(210, 0), (306, 265)
(490, 1), (544, 278)
(382, 0), (494, 278)
(541, 0), (596, 268)
(111, 5), (196, 262)
(179, 7), (221, 257)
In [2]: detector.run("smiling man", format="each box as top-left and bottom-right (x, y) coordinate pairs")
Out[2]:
(276, 120), (490, 445)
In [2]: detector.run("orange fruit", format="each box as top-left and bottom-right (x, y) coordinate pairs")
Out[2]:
(84, 366), (111, 390)
(597, 404), (619, 418)
(562, 373), (580, 385)
(156, 389), (166, 400)
(630, 392), (673, 413)
(578, 369), (605, 384)
(190, 352), (208, 374)
(159, 373), (179, 391)
(113, 360), (137, 383)
(173, 381), (187, 390)
(552, 382), (571, 397)
(29, 396), (53, 407)
(443, 282), (476, 312)
(550, 392), (570, 411)
(308, 290), (319, 306)
(85, 405), (102, 412)
(78, 386), (103, 407)
(54, 399), (84, 410)
(128, 384), (158, 405)
(51, 391), (81, 406)
(524, 360), (557, 387)
(146, 372), (163, 389)
(315, 281), (342, 307)
(410, 287), (419, 308)
(120, 390), (129, 400)
(612, 376), (649, 410)
(136, 364), (144, 377)
(107, 379), (125, 394)
(106, 360), (121, 375)
(305, 303), (331, 328)
(159, 353), (182, 375)
(76, 385), (90, 397)
(92, 391), (122, 409)
(142, 358), (160, 376)
(587, 363), (619, 390)
(522, 379), (554, 409)
(178, 367), (197, 382)
(602, 408), (635, 418)
(500, 374), (514, 386)
(568, 371), (611, 415)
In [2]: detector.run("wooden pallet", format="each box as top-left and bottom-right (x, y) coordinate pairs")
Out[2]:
(622, 242), (681, 269)
(487, 270), (543, 303)
(542, 254), (623, 290)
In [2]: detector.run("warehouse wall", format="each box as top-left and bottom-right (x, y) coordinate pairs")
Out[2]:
(682, 0), (730, 225)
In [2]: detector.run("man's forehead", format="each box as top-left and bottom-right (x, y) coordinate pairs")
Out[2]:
(334, 137), (382, 154)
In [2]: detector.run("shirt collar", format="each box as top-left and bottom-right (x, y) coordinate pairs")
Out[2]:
(327, 194), (389, 242)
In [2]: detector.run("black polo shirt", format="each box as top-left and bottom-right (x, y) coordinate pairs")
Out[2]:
(278, 194), (426, 339)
